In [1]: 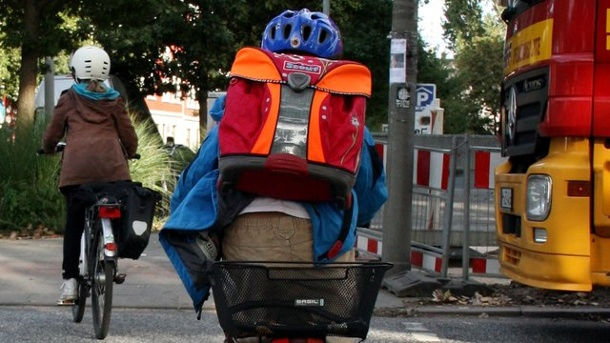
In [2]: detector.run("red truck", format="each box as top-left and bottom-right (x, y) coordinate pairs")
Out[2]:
(495, 0), (610, 291)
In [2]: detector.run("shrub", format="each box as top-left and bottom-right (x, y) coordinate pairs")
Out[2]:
(0, 120), (64, 234)
(0, 116), (176, 236)
(127, 118), (175, 221)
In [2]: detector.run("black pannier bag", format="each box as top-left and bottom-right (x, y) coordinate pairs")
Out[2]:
(116, 183), (160, 259)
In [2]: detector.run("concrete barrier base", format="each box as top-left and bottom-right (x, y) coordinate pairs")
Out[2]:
(383, 270), (443, 297)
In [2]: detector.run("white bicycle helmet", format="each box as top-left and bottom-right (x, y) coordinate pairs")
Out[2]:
(70, 46), (111, 82)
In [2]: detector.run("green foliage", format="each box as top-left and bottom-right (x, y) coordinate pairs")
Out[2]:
(126, 117), (175, 216)
(443, 0), (486, 48)
(0, 0), (505, 137)
(1, 0), (395, 133)
(0, 115), (177, 234)
(331, 0), (393, 130)
(439, 0), (504, 134)
(0, 45), (21, 100)
(0, 0), (91, 124)
(0, 120), (64, 233)
(417, 38), (457, 105)
(83, 0), (393, 131)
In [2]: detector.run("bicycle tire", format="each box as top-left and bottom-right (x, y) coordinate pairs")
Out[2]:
(71, 278), (87, 323)
(72, 224), (91, 323)
(90, 220), (114, 339)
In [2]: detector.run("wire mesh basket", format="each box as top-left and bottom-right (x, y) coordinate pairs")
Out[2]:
(209, 261), (393, 340)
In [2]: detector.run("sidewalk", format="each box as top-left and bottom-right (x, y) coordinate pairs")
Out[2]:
(1, 234), (607, 318)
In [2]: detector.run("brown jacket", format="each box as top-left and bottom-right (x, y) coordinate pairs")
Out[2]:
(42, 88), (138, 188)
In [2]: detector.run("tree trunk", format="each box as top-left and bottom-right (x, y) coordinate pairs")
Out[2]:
(16, 0), (41, 127)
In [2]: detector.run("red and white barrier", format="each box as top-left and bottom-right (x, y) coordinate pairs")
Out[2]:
(356, 234), (443, 274)
(471, 257), (501, 276)
(414, 150), (450, 190)
(374, 142), (505, 190)
(474, 151), (505, 189)
(356, 232), (503, 277)
(374, 142), (451, 190)
(370, 139), (506, 279)
(356, 235), (382, 257)
(411, 249), (443, 273)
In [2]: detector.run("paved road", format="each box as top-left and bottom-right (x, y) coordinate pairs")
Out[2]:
(3, 305), (610, 343)
(3, 233), (610, 343)
(0, 305), (424, 343)
(0, 233), (405, 310)
(0, 234), (409, 342)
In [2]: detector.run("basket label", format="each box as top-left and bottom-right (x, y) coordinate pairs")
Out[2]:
(294, 299), (325, 307)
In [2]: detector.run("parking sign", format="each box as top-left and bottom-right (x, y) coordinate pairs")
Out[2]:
(415, 84), (437, 134)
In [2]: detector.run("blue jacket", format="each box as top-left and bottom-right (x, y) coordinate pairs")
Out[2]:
(159, 95), (388, 311)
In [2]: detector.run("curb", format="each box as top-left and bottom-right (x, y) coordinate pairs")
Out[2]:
(374, 305), (610, 318)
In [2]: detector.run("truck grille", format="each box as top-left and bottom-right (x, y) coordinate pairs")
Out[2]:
(502, 245), (522, 267)
(502, 67), (549, 158)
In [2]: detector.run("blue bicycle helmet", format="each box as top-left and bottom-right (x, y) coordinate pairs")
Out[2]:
(261, 8), (343, 59)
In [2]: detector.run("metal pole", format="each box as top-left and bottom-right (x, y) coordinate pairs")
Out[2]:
(323, 0), (330, 15)
(462, 134), (472, 280)
(382, 0), (417, 276)
(440, 135), (458, 278)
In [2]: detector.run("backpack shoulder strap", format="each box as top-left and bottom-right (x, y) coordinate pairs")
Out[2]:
(316, 204), (354, 261)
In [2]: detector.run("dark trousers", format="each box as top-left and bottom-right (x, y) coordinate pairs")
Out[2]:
(60, 185), (87, 280)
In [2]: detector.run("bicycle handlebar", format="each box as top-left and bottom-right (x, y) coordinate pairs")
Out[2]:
(37, 142), (140, 160)
(36, 142), (66, 155)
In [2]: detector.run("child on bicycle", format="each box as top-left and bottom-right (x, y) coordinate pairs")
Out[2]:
(160, 8), (387, 342)
(42, 46), (138, 305)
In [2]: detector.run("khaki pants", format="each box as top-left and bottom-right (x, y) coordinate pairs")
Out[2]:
(221, 212), (357, 343)
(222, 212), (354, 262)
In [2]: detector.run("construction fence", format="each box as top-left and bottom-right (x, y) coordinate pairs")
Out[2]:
(356, 134), (505, 280)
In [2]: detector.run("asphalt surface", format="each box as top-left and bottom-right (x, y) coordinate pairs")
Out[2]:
(0, 233), (404, 311)
(2, 233), (609, 319)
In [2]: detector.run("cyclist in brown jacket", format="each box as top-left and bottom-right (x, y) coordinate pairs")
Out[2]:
(42, 46), (138, 304)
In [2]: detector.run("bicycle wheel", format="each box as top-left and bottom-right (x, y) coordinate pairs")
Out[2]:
(90, 220), (114, 339)
(71, 278), (87, 323)
(72, 227), (90, 323)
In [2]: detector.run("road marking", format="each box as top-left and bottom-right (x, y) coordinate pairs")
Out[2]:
(402, 322), (442, 342)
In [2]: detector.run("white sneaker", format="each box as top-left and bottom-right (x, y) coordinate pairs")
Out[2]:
(57, 278), (77, 305)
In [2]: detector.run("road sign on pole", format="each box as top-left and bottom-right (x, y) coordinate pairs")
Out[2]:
(415, 84), (437, 134)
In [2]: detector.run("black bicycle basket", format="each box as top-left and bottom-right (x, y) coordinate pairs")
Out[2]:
(209, 261), (393, 340)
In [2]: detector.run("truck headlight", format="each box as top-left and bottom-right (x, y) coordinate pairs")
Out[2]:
(526, 175), (552, 221)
